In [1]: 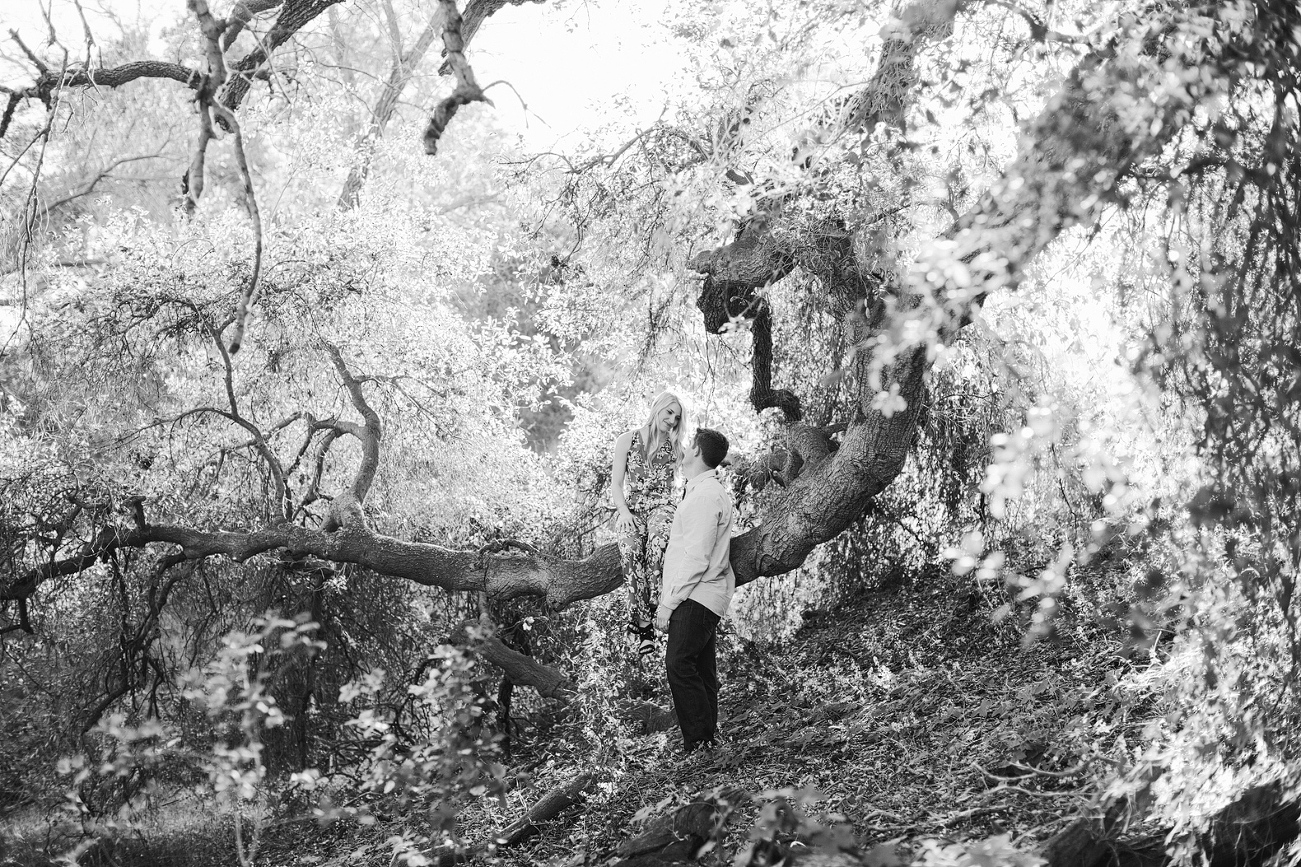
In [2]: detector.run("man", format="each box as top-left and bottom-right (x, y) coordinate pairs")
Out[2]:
(655, 428), (733, 754)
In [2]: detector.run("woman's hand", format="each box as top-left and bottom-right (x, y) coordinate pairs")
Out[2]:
(615, 509), (638, 535)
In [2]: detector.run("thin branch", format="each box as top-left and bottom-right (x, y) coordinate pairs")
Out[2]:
(218, 0), (346, 118)
(337, 9), (440, 208)
(71, 0), (98, 57)
(42, 150), (168, 214)
(156, 404), (291, 517)
(8, 30), (50, 75)
(296, 427), (341, 516)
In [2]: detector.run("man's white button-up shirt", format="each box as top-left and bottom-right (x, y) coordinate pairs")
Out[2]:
(657, 468), (735, 619)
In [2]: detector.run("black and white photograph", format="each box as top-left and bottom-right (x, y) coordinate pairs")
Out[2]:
(1, 0), (1299, 864)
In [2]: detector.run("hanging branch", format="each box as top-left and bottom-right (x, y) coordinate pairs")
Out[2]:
(184, 0), (265, 353)
(422, 0), (493, 155)
(220, 112), (264, 354)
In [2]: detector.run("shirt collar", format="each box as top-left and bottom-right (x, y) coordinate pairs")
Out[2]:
(686, 468), (718, 492)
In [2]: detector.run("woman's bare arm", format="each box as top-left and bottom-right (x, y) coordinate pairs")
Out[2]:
(611, 430), (637, 533)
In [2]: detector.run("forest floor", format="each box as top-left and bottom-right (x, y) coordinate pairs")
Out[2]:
(1, 566), (1156, 867)
(481, 566), (1152, 867)
(311, 564), (1153, 867)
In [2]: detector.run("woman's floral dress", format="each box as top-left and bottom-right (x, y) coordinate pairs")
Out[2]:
(619, 430), (676, 632)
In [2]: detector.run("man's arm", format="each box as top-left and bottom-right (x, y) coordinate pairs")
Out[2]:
(655, 496), (721, 631)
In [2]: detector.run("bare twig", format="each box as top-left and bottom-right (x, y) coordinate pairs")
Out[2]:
(8, 30), (50, 75)
(42, 150), (168, 214)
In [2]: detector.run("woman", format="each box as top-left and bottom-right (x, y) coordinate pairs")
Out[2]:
(611, 391), (685, 658)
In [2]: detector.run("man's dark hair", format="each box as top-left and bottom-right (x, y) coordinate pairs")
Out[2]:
(694, 428), (729, 469)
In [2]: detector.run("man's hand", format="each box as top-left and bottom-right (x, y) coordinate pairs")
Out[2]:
(655, 606), (671, 633)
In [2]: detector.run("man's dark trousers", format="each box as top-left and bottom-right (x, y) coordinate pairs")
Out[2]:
(666, 599), (720, 751)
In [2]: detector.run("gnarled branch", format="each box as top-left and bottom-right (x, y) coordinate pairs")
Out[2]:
(422, 0), (492, 155)
(320, 344), (383, 530)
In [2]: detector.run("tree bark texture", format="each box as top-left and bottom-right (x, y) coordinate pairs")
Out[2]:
(217, 0), (344, 117)
(3, 522), (623, 610)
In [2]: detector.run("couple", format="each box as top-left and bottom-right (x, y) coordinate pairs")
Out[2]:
(611, 391), (733, 753)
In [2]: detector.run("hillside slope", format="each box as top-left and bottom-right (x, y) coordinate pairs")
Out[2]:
(463, 568), (1144, 867)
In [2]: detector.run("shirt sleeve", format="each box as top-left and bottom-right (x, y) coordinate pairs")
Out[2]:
(659, 493), (721, 613)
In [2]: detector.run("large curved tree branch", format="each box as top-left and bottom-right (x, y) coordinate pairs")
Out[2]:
(2, 60), (202, 114)
(222, 0), (285, 51)
(692, 0), (1265, 586)
(3, 519), (623, 614)
(217, 0), (344, 119)
(437, 0), (548, 75)
(690, 0), (952, 419)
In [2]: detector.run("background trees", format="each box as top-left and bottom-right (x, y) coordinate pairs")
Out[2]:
(1, 0), (1299, 864)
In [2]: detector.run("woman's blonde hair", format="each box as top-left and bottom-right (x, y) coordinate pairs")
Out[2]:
(640, 391), (686, 463)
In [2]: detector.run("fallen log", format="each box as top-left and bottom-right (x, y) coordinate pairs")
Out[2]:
(428, 771), (597, 866)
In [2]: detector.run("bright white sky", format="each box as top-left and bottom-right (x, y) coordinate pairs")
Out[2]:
(0, 0), (683, 148)
(473, 3), (686, 147)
